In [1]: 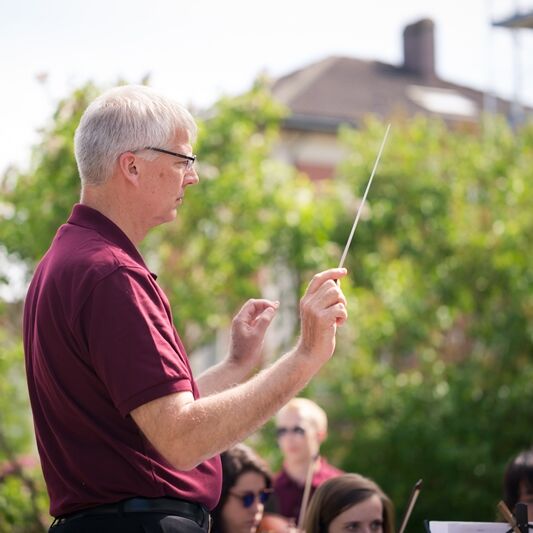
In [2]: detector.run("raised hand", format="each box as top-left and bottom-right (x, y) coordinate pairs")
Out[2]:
(228, 298), (280, 372)
(297, 268), (348, 363)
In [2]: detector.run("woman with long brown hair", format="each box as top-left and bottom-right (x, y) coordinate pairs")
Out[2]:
(304, 473), (395, 533)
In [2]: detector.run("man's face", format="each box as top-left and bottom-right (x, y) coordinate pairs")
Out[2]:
(276, 409), (322, 464)
(136, 130), (199, 227)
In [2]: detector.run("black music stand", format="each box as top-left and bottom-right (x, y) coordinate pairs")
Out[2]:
(514, 503), (531, 533)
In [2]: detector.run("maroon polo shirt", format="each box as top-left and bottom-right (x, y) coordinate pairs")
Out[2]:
(23, 204), (221, 517)
(273, 457), (343, 521)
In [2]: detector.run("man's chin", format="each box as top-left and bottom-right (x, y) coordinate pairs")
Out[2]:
(153, 210), (178, 227)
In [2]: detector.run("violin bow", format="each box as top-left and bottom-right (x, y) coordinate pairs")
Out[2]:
(398, 479), (423, 533)
(338, 123), (391, 269)
(297, 455), (320, 531)
(498, 500), (521, 533)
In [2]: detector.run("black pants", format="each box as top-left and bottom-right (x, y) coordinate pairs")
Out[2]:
(50, 513), (208, 532)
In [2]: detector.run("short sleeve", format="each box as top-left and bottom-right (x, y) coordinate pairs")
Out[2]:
(79, 267), (193, 416)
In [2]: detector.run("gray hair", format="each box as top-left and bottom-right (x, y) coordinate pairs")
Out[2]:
(74, 85), (197, 186)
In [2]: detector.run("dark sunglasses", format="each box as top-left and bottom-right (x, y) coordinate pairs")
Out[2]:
(276, 425), (306, 438)
(229, 489), (272, 508)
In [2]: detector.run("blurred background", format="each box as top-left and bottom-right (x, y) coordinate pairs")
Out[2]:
(1, 0), (532, 531)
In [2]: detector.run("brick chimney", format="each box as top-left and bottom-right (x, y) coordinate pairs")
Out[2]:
(403, 18), (436, 81)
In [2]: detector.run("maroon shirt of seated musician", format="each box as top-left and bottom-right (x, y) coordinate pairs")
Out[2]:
(271, 398), (343, 522)
(273, 457), (343, 521)
(23, 204), (221, 517)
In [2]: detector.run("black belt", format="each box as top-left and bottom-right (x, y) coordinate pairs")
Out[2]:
(53, 497), (211, 530)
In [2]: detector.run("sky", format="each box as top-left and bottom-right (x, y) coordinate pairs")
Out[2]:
(1, 0), (533, 177)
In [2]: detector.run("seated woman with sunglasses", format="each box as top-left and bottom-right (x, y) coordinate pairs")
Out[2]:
(212, 444), (273, 533)
(303, 473), (395, 533)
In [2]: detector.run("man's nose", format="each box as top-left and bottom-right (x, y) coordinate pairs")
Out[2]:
(185, 167), (199, 185)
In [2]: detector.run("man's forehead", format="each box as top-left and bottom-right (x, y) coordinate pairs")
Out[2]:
(172, 129), (192, 146)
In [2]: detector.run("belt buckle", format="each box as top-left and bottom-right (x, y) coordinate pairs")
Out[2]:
(50, 516), (68, 528)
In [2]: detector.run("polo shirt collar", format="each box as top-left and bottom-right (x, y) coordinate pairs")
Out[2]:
(67, 203), (155, 277)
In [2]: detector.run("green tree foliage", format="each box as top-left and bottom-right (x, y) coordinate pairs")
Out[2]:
(303, 116), (533, 528)
(0, 305), (47, 531)
(0, 83), (100, 266)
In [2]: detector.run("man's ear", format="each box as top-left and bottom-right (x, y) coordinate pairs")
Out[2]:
(317, 430), (327, 445)
(118, 151), (140, 186)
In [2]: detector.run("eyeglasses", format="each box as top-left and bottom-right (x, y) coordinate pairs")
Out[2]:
(276, 425), (306, 438)
(144, 147), (197, 170)
(229, 489), (273, 508)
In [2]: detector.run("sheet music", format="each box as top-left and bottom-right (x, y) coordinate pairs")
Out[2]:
(427, 522), (512, 533)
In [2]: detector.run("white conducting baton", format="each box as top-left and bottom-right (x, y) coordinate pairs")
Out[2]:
(338, 123), (391, 269)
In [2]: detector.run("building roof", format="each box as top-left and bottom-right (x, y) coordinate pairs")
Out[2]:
(271, 17), (533, 133)
(272, 55), (517, 133)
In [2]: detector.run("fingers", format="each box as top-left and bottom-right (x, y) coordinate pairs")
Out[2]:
(306, 268), (347, 295)
(229, 299), (279, 368)
(233, 299), (279, 329)
(300, 287), (347, 326)
(302, 270), (347, 313)
(315, 279), (348, 308)
(334, 302), (348, 325)
(252, 304), (278, 332)
(234, 299), (279, 323)
(299, 270), (348, 354)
